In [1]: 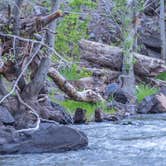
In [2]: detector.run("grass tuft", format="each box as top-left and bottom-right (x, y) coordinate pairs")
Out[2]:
(156, 72), (166, 81)
(136, 84), (158, 103)
(58, 100), (116, 120)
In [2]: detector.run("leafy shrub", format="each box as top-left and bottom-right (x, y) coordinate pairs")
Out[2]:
(59, 64), (92, 80)
(136, 84), (158, 103)
(69, 0), (97, 10)
(55, 0), (97, 57)
(156, 72), (166, 81)
(55, 13), (89, 57)
(59, 100), (116, 120)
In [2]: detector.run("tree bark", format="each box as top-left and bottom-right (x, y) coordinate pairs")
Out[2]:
(79, 39), (166, 77)
(160, 0), (166, 63)
(48, 68), (103, 103)
(13, 0), (26, 91)
(22, 0), (60, 100)
(120, 0), (137, 100)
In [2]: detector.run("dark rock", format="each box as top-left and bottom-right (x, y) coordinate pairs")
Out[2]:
(95, 108), (103, 122)
(0, 123), (88, 154)
(142, 34), (161, 52)
(94, 108), (118, 122)
(73, 108), (87, 124)
(137, 95), (156, 114)
(50, 102), (73, 124)
(104, 83), (129, 104)
(113, 90), (129, 104)
(108, 101), (137, 118)
(0, 106), (15, 125)
(160, 86), (166, 95)
(138, 91), (166, 114)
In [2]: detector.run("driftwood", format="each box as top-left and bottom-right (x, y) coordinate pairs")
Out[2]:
(48, 67), (103, 103)
(79, 39), (166, 77)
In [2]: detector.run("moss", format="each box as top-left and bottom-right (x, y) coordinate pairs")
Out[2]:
(136, 84), (158, 103)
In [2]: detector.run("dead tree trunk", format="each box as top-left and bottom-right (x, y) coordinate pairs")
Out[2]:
(120, 0), (137, 102)
(22, 0), (60, 100)
(160, 0), (166, 64)
(48, 68), (103, 103)
(79, 40), (166, 77)
(13, 0), (26, 91)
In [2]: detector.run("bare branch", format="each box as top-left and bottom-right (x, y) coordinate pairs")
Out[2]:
(0, 38), (43, 104)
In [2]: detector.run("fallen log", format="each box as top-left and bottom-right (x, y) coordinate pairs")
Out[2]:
(79, 39), (166, 77)
(48, 67), (104, 103)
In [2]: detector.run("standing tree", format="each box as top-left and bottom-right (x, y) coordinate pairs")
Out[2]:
(121, 0), (137, 101)
(160, 0), (166, 64)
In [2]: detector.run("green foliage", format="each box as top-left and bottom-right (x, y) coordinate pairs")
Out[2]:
(156, 72), (166, 81)
(136, 84), (158, 103)
(55, 13), (89, 57)
(69, 0), (97, 10)
(59, 64), (92, 80)
(59, 100), (116, 120)
(55, 0), (97, 57)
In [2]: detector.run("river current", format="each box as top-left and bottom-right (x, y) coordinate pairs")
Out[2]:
(1, 114), (166, 166)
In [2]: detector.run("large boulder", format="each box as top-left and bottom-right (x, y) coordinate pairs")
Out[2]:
(138, 88), (166, 114)
(0, 123), (88, 154)
(0, 106), (15, 125)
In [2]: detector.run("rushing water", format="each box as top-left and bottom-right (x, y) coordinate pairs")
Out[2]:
(1, 114), (166, 166)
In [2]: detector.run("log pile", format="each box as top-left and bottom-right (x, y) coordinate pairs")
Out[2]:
(79, 39), (166, 78)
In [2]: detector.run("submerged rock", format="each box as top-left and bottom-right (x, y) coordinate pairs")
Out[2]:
(0, 123), (88, 154)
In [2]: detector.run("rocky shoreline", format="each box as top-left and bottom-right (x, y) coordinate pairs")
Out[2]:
(0, 86), (165, 155)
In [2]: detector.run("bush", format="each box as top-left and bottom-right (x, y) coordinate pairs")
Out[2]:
(59, 100), (116, 120)
(59, 64), (92, 80)
(54, 0), (97, 57)
(156, 72), (166, 81)
(136, 84), (158, 103)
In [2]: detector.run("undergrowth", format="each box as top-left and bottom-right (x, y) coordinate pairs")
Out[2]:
(156, 72), (166, 81)
(54, 0), (97, 58)
(136, 84), (158, 103)
(59, 64), (92, 80)
(58, 100), (116, 120)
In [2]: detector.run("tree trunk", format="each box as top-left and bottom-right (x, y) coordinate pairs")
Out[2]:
(22, 0), (60, 100)
(79, 39), (166, 77)
(120, 0), (137, 101)
(13, 0), (26, 91)
(48, 68), (103, 103)
(160, 0), (166, 64)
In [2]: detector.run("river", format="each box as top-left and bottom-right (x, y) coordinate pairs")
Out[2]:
(1, 113), (166, 166)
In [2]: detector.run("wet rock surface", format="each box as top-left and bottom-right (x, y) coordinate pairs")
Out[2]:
(0, 123), (88, 155)
(138, 88), (166, 114)
(73, 108), (87, 124)
(2, 114), (166, 165)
